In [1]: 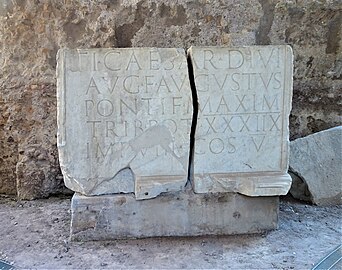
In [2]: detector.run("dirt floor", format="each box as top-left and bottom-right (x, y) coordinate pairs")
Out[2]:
(0, 194), (341, 269)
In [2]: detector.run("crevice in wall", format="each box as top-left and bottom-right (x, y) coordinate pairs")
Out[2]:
(288, 168), (313, 203)
(256, 0), (275, 45)
(326, 12), (341, 54)
(185, 48), (198, 189)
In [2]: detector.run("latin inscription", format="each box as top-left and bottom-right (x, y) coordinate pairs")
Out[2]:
(58, 46), (292, 197)
(190, 46), (290, 174)
(58, 48), (193, 197)
(65, 48), (191, 163)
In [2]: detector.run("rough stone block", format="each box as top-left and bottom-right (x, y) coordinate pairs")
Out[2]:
(57, 48), (192, 200)
(70, 191), (279, 240)
(289, 126), (342, 205)
(188, 45), (293, 196)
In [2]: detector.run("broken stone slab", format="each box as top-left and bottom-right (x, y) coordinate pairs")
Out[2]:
(289, 126), (342, 206)
(188, 45), (293, 196)
(56, 48), (192, 200)
(70, 191), (279, 241)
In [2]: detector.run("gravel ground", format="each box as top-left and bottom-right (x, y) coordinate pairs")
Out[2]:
(0, 194), (341, 269)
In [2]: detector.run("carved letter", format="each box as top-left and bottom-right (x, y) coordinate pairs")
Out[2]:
(216, 96), (230, 113)
(222, 116), (234, 132)
(172, 97), (182, 114)
(104, 51), (121, 71)
(209, 138), (224, 154)
(199, 97), (212, 113)
(213, 73), (229, 90)
(120, 98), (137, 116)
(274, 72), (282, 89)
(97, 99), (114, 117)
(149, 50), (160, 70)
(251, 135), (266, 152)
(145, 75), (154, 93)
(269, 114), (281, 131)
(205, 117), (218, 134)
(141, 97), (153, 115)
(195, 74), (209, 92)
(123, 75), (139, 94)
(227, 137), (236, 153)
(126, 51), (142, 70)
(204, 49), (218, 70)
(85, 100), (95, 116)
(257, 48), (279, 68)
(108, 76), (119, 94)
(235, 95), (247, 112)
(171, 75), (187, 92)
(96, 142), (114, 158)
(259, 73), (273, 90)
(239, 115), (250, 132)
(231, 73), (240, 91)
(86, 77), (101, 94)
(262, 94), (279, 111)
(87, 120), (101, 138)
(157, 76), (171, 93)
(229, 50), (244, 69)
(134, 119), (143, 136)
(105, 121), (118, 137)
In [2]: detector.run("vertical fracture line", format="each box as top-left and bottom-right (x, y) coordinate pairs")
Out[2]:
(186, 49), (198, 188)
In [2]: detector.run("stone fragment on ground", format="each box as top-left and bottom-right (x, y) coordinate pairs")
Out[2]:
(289, 126), (342, 205)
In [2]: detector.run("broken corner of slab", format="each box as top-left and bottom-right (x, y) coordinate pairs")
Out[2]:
(192, 172), (292, 196)
(70, 191), (279, 241)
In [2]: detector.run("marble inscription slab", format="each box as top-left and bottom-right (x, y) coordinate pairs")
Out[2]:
(57, 48), (192, 200)
(188, 45), (293, 196)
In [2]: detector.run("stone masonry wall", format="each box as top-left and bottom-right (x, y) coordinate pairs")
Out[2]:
(0, 0), (341, 199)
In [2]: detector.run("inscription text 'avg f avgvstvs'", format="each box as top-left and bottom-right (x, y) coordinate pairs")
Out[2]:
(188, 46), (293, 196)
(57, 48), (193, 200)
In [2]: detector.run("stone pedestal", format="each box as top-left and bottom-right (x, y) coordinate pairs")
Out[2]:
(70, 191), (278, 241)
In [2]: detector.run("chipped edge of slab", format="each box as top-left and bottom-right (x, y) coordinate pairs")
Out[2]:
(135, 175), (186, 200)
(193, 172), (292, 196)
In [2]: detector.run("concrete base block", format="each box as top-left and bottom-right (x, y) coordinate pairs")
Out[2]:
(70, 191), (279, 241)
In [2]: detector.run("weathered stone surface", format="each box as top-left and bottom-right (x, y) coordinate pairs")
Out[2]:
(0, 83), (66, 199)
(289, 126), (342, 206)
(70, 191), (278, 240)
(189, 45), (293, 196)
(57, 48), (192, 200)
(0, 1), (341, 198)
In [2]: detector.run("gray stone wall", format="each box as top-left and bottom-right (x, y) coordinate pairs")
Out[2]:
(0, 0), (341, 199)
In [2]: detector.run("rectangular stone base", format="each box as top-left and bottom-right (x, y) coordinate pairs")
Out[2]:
(70, 191), (279, 241)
